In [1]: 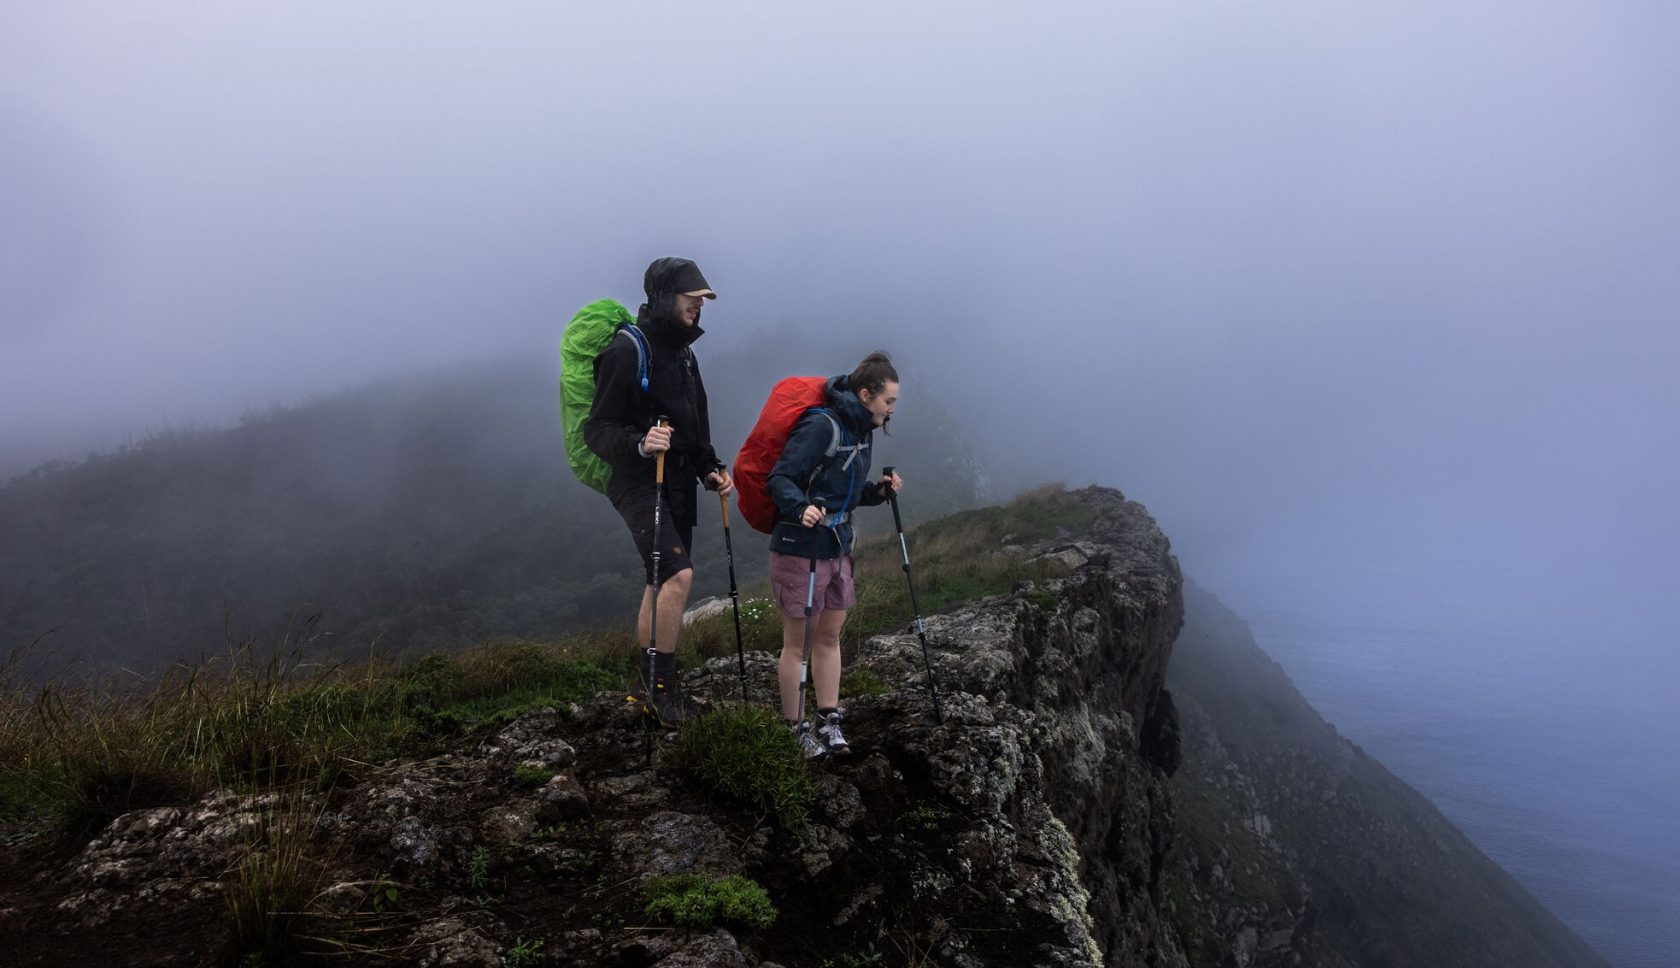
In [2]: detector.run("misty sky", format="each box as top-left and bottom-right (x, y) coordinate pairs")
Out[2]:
(4, 2), (1677, 630)
(5, 6), (1679, 957)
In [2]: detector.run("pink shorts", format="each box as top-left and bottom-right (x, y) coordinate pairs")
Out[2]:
(769, 552), (855, 619)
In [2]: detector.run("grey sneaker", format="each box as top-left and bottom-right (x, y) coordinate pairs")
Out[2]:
(793, 720), (829, 760)
(815, 710), (850, 755)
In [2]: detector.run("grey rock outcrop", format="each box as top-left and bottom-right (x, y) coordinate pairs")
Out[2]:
(688, 485), (1188, 967)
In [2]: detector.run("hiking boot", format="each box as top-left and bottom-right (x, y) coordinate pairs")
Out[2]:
(815, 709), (850, 755)
(641, 648), (694, 727)
(792, 720), (829, 760)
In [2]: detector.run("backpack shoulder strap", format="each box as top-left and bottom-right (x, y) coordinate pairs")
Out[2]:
(800, 408), (848, 494)
(806, 408), (844, 458)
(615, 325), (650, 393)
(802, 408), (861, 527)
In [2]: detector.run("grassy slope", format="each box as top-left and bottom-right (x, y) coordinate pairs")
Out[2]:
(1, 485), (1084, 830)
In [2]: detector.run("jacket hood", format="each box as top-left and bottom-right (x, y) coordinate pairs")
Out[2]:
(637, 310), (705, 348)
(638, 257), (710, 344)
(643, 257), (706, 299)
(826, 375), (877, 436)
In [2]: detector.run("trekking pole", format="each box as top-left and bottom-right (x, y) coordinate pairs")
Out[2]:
(643, 416), (670, 710)
(718, 489), (749, 704)
(881, 467), (942, 725)
(795, 511), (820, 722)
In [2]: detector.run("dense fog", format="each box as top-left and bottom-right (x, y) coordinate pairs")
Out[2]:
(3, 6), (1676, 959)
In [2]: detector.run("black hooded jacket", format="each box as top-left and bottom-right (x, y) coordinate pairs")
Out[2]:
(582, 269), (723, 526)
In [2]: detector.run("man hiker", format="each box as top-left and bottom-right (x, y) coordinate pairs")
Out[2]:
(584, 257), (733, 726)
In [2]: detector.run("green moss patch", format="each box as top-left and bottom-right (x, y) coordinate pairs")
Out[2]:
(668, 706), (813, 829)
(640, 874), (777, 930)
(839, 668), (887, 698)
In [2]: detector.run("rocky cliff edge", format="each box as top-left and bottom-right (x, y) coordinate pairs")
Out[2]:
(3, 486), (1186, 968)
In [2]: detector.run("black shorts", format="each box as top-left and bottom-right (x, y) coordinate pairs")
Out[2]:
(610, 482), (694, 587)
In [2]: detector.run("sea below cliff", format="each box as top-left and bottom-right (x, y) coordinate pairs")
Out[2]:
(1203, 562), (1680, 968)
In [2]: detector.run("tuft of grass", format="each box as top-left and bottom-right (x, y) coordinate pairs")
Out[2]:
(406, 638), (629, 728)
(640, 873), (777, 930)
(468, 845), (492, 893)
(396, 651), (468, 713)
(1, 628), (638, 834)
(900, 803), (955, 832)
(369, 873), (400, 914)
(0, 772), (50, 822)
(824, 943), (887, 967)
(511, 764), (553, 789)
(429, 662), (619, 733)
(667, 706), (813, 829)
(425, 639), (626, 705)
(0, 647), (52, 821)
(502, 936), (545, 967)
(1024, 589), (1061, 612)
(839, 668), (887, 699)
(225, 789), (329, 966)
(33, 673), (206, 838)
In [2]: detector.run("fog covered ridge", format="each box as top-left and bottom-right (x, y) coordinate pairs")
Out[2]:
(0, 352), (988, 669)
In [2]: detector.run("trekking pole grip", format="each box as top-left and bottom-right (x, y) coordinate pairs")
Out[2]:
(881, 466), (905, 533)
(654, 415), (670, 484)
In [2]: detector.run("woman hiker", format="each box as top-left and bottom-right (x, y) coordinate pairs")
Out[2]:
(766, 351), (903, 758)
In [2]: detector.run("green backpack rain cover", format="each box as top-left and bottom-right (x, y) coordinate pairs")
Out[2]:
(559, 298), (638, 494)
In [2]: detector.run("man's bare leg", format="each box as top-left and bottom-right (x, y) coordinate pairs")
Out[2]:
(637, 568), (694, 653)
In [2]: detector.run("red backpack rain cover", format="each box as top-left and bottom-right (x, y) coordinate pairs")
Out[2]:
(734, 377), (828, 533)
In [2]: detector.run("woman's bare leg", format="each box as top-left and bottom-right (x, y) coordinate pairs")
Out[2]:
(778, 616), (807, 722)
(811, 608), (848, 710)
